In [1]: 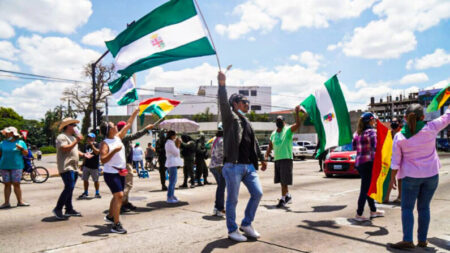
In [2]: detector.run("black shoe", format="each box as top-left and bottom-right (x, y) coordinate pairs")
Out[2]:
(128, 202), (137, 210)
(111, 222), (127, 234)
(78, 193), (88, 199)
(95, 194), (102, 199)
(197, 182), (204, 186)
(121, 206), (131, 213)
(190, 184), (196, 188)
(162, 186), (168, 191)
(52, 208), (67, 220)
(104, 215), (114, 224)
(180, 184), (188, 188)
(65, 209), (82, 217)
(276, 199), (286, 208)
(204, 180), (212, 185)
(285, 195), (292, 204)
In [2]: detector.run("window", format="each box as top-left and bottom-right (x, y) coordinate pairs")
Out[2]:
(239, 90), (249, 96)
(251, 105), (261, 111)
(251, 90), (257, 96)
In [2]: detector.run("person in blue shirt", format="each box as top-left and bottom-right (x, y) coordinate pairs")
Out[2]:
(0, 127), (30, 209)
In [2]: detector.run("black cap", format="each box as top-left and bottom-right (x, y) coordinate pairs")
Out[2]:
(228, 93), (243, 107)
(405, 103), (424, 119)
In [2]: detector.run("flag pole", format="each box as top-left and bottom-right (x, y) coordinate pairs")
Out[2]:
(193, 0), (222, 71)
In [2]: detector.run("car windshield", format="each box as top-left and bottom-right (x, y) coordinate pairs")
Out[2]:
(333, 144), (353, 152)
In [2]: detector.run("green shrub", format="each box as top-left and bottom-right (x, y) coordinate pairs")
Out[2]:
(40, 146), (56, 154)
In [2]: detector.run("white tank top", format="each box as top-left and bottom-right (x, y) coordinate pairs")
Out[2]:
(103, 136), (126, 174)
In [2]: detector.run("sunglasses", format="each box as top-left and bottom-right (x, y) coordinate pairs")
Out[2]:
(69, 123), (77, 127)
(239, 100), (250, 105)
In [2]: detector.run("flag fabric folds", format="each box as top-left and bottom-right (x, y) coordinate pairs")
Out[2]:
(368, 120), (393, 203)
(300, 75), (352, 156)
(110, 74), (138, 105)
(138, 97), (181, 122)
(426, 84), (450, 113)
(106, 0), (216, 103)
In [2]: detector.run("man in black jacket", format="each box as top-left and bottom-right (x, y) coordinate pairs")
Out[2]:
(155, 130), (167, 191)
(116, 121), (154, 212)
(180, 134), (196, 188)
(218, 71), (266, 242)
(195, 133), (210, 186)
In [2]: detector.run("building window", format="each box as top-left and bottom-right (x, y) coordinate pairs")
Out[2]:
(239, 90), (249, 96)
(251, 105), (261, 111)
(251, 90), (257, 96)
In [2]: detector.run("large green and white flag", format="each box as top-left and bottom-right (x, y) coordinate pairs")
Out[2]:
(110, 74), (138, 106)
(106, 0), (216, 105)
(300, 75), (352, 156)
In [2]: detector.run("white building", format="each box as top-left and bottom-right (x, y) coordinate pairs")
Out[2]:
(127, 85), (272, 115)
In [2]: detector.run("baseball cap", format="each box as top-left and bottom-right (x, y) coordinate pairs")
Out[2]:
(88, 133), (96, 138)
(361, 112), (375, 122)
(276, 115), (285, 122)
(117, 121), (126, 130)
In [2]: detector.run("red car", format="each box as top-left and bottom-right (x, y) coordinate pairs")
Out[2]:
(324, 144), (359, 177)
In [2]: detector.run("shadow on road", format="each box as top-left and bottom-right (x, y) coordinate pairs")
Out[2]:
(302, 220), (340, 229)
(41, 216), (68, 222)
(385, 244), (438, 253)
(201, 238), (239, 253)
(262, 204), (347, 214)
(202, 215), (225, 221)
(147, 201), (189, 209)
(82, 225), (110, 237)
(429, 237), (450, 251)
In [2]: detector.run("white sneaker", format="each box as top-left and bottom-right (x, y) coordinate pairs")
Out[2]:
(166, 197), (178, 204)
(228, 230), (247, 242)
(239, 225), (260, 238)
(354, 215), (370, 222)
(213, 208), (225, 217)
(370, 210), (385, 218)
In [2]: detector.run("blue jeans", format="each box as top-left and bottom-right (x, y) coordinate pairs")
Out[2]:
(133, 160), (144, 176)
(401, 175), (439, 242)
(222, 163), (263, 233)
(167, 167), (178, 198)
(56, 171), (78, 211)
(210, 167), (226, 211)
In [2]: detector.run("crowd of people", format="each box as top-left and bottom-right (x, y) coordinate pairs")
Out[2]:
(0, 72), (448, 248)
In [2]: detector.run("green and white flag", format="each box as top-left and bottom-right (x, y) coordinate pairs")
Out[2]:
(300, 75), (352, 156)
(110, 74), (138, 106)
(106, 0), (216, 105)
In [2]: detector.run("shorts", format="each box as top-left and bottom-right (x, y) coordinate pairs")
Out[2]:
(274, 159), (293, 185)
(0, 169), (22, 183)
(82, 166), (99, 182)
(104, 172), (125, 193)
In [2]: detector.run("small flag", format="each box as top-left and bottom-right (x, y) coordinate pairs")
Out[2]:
(110, 74), (138, 105)
(106, 0), (216, 98)
(139, 97), (181, 123)
(426, 84), (450, 113)
(368, 120), (393, 203)
(20, 130), (28, 140)
(300, 75), (352, 157)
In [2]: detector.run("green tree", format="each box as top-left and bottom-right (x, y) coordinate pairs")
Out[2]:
(192, 107), (213, 122)
(0, 107), (24, 130)
(246, 111), (270, 122)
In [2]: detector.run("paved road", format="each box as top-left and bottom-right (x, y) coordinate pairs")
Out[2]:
(0, 157), (449, 253)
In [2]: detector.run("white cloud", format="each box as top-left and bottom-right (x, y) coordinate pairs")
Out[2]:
(216, 0), (376, 39)
(425, 78), (450, 90)
(289, 51), (323, 71)
(0, 0), (92, 34)
(399, 73), (429, 85)
(17, 35), (100, 79)
(0, 41), (19, 61)
(355, 79), (368, 88)
(82, 28), (117, 47)
(338, 0), (450, 59)
(0, 20), (15, 39)
(327, 42), (342, 51)
(0, 80), (72, 119)
(0, 59), (20, 80)
(406, 49), (450, 70)
(248, 36), (256, 42)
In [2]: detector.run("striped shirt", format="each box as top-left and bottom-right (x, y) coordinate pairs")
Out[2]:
(352, 128), (377, 167)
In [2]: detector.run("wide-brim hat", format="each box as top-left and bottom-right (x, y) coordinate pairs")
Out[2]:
(2, 126), (21, 137)
(59, 118), (80, 131)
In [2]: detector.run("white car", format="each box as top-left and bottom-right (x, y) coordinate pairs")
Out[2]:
(260, 144), (274, 161)
(296, 141), (313, 147)
(304, 144), (317, 157)
(293, 143), (308, 160)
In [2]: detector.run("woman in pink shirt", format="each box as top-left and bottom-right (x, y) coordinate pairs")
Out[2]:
(389, 104), (450, 250)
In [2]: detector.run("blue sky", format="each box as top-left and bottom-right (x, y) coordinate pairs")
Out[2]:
(0, 0), (449, 119)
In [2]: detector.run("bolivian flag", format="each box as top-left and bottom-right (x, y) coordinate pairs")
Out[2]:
(368, 120), (393, 203)
(426, 84), (450, 113)
(139, 97), (180, 123)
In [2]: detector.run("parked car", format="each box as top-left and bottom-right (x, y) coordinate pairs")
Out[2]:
(304, 144), (317, 157)
(436, 138), (450, 152)
(296, 141), (313, 147)
(323, 144), (358, 177)
(293, 143), (308, 160)
(260, 144), (274, 161)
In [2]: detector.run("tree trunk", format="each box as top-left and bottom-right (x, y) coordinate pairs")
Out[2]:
(81, 109), (92, 135)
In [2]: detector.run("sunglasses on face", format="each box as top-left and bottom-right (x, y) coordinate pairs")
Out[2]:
(239, 100), (250, 105)
(69, 123), (77, 127)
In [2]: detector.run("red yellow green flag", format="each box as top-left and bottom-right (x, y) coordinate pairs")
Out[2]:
(138, 97), (180, 123)
(426, 84), (450, 113)
(368, 120), (393, 203)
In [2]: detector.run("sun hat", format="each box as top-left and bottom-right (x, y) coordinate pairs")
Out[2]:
(59, 118), (80, 131)
(2, 126), (21, 137)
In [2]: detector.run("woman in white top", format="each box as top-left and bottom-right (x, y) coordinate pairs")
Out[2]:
(165, 130), (183, 203)
(132, 143), (144, 177)
(99, 108), (139, 234)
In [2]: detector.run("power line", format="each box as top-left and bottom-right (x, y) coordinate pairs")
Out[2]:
(0, 69), (89, 84)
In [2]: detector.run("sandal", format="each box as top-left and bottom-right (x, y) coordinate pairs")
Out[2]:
(17, 202), (30, 207)
(0, 203), (11, 209)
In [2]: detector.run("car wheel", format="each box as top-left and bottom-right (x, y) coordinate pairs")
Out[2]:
(300, 156), (305, 161)
(325, 173), (333, 178)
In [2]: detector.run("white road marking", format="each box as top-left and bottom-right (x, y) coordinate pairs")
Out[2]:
(330, 188), (359, 197)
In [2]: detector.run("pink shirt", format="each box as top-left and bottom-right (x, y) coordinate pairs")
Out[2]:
(391, 108), (450, 179)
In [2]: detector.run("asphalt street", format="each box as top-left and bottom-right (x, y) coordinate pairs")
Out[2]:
(0, 157), (449, 253)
